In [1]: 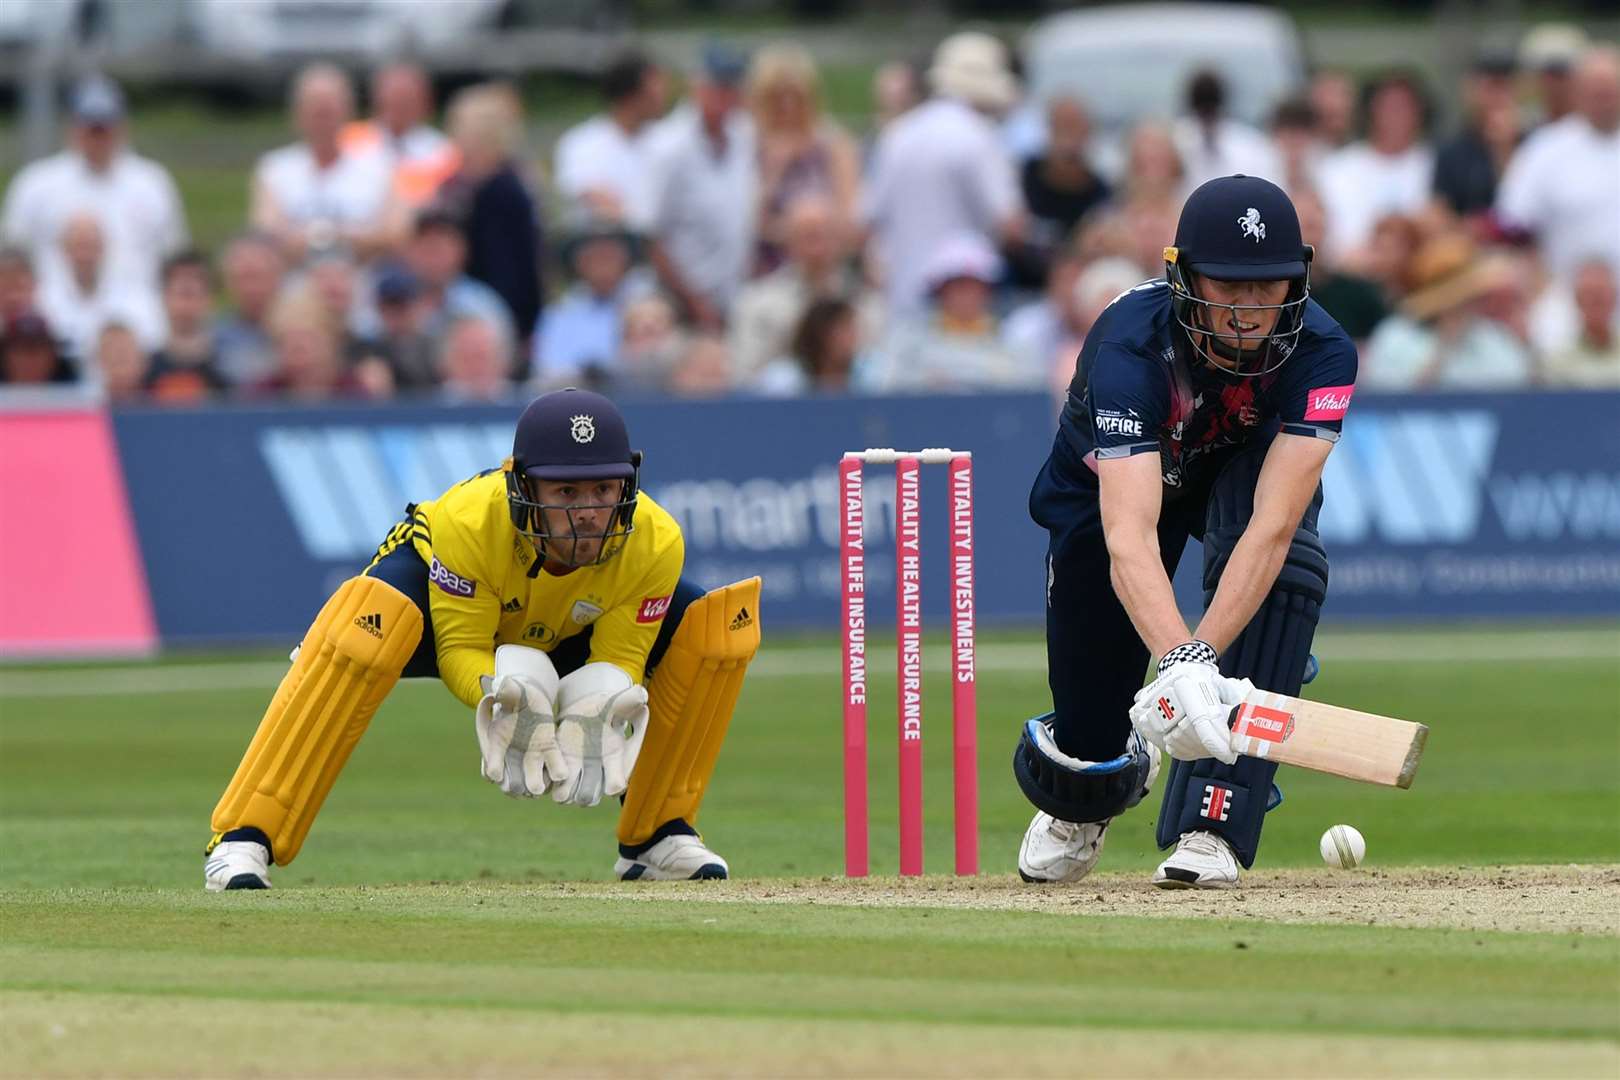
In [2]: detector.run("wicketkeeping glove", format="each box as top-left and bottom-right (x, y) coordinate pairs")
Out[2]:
(474, 647), (569, 798)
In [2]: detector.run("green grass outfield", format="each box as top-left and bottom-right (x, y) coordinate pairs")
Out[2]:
(2, 624), (1617, 1077)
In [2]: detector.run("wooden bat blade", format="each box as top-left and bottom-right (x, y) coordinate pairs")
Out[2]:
(1229, 690), (1428, 788)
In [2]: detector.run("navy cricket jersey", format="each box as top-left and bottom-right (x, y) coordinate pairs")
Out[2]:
(1059, 279), (1359, 496)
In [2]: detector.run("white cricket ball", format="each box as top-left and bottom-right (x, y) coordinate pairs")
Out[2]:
(1319, 824), (1366, 869)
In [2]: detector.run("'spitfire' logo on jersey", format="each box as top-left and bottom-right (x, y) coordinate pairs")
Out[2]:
(1095, 408), (1144, 437)
(1304, 384), (1355, 421)
(1238, 207), (1266, 242)
(637, 594), (672, 623)
(570, 414), (596, 443)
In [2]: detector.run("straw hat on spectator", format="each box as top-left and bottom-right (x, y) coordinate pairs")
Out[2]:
(1400, 235), (1516, 321)
(929, 32), (1018, 112)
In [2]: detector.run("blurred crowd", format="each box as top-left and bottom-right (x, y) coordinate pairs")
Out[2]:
(2, 24), (1618, 405)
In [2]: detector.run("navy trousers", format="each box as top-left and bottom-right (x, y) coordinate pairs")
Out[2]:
(1029, 424), (1325, 866)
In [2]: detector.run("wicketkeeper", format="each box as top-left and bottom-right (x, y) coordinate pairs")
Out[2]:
(1015, 175), (1358, 888)
(205, 388), (759, 889)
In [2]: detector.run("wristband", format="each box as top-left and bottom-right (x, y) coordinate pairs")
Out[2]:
(1158, 639), (1219, 673)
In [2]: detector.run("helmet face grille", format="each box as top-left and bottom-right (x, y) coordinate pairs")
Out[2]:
(505, 468), (639, 569)
(1166, 258), (1311, 378)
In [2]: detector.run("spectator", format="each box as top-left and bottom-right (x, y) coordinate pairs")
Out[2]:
(400, 208), (515, 349)
(1293, 190), (1387, 344)
(729, 193), (882, 379)
(302, 250), (393, 378)
(36, 212), (164, 368)
(342, 61), (458, 209)
(1019, 97), (1111, 282)
(367, 264), (436, 390)
(1117, 122), (1185, 220)
(1269, 97), (1326, 196)
(646, 43), (757, 331)
(1309, 70), (1358, 149)
(1433, 52), (1525, 223)
(754, 296), (864, 395)
(531, 216), (652, 388)
(436, 83), (544, 347)
(255, 288), (369, 399)
(94, 321), (149, 402)
(214, 232), (287, 386)
(1002, 248), (1084, 384)
(865, 232), (1028, 391)
(1, 312), (74, 386)
(1, 75), (187, 298)
(1542, 259), (1620, 386)
(748, 43), (860, 274)
(1494, 46), (1620, 281)
(863, 32), (1026, 316)
(144, 251), (229, 402)
(667, 333), (734, 397)
(866, 60), (923, 163)
(554, 50), (668, 228)
(1364, 233), (1532, 389)
(1519, 24), (1589, 128)
(0, 247), (40, 331)
(618, 294), (684, 391)
(438, 315), (514, 403)
(1173, 69), (1281, 192)
(251, 64), (393, 264)
(1052, 257), (1147, 397)
(1317, 71), (1436, 259)
(1359, 212), (1426, 306)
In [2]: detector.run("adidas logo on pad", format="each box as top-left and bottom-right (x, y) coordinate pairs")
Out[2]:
(729, 607), (753, 632)
(354, 613), (384, 638)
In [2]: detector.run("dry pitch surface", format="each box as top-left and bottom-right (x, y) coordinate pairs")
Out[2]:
(554, 863), (1620, 935)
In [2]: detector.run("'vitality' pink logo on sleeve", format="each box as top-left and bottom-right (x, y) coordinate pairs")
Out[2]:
(1304, 385), (1355, 421)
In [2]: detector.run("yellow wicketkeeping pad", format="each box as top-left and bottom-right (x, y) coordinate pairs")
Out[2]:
(618, 577), (761, 846)
(210, 575), (422, 864)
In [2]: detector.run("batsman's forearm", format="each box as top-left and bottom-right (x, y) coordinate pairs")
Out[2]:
(1107, 545), (1191, 659)
(1195, 527), (1291, 655)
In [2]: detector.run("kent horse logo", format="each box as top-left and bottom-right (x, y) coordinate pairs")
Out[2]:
(1237, 207), (1266, 242)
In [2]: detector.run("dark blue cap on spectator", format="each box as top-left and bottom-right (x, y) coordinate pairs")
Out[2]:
(512, 388), (637, 480)
(3, 311), (54, 345)
(701, 41), (749, 87)
(375, 264), (420, 304)
(1173, 174), (1307, 281)
(72, 76), (125, 125)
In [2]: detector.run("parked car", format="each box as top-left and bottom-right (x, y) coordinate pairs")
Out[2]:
(1010, 2), (1309, 174)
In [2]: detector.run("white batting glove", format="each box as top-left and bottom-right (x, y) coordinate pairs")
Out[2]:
(1128, 640), (1240, 765)
(473, 647), (567, 798)
(551, 662), (649, 808)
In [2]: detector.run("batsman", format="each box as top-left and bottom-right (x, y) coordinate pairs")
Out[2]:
(1015, 175), (1358, 889)
(205, 388), (760, 889)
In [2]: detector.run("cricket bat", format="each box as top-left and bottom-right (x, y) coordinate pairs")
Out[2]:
(1228, 690), (1428, 789)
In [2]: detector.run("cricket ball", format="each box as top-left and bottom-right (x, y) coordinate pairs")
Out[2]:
(1319, 824), (1366, 869)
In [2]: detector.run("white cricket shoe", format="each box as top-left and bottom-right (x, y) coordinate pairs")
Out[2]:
(1018, 812), (1110, 884)
(204, 840), (272, 891)
(615, 834), (729, 881)
(1152, 830), (1240, 889)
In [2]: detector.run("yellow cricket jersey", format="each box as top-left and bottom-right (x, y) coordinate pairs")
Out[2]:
(384, 469), (684, 708)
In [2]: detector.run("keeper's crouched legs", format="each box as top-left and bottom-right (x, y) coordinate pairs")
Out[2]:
(208, 576), (423, 872)
(616, 578), (761, 859)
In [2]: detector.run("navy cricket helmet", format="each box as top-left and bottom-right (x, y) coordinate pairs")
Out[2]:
(1164, 174), (1313, 377)
(506, 388), (642, 568)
